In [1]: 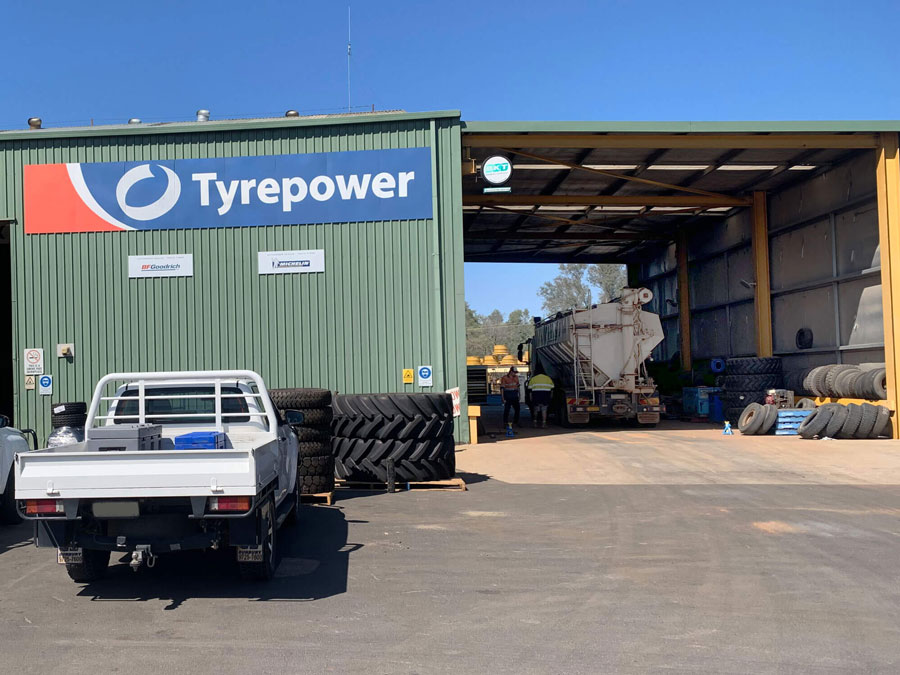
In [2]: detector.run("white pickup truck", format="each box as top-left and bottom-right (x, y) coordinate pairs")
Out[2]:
(15, 370), (301, 582)
(1, 415), (35, 524)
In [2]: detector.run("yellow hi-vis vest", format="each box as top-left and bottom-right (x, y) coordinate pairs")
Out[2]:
(530, 374), (554, 392)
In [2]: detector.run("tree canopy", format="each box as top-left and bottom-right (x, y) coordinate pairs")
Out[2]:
(538, 264), (627, 315)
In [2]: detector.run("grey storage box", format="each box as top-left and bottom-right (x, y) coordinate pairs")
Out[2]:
(87, 424), (163, 452)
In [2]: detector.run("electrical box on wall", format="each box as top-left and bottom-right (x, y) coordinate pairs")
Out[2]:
(57, 343), (75, 358)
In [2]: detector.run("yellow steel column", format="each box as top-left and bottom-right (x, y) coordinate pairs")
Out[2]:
(676, 230), (692, 371)
(875, 132), (900, 434)
(751, 191), (773, 357)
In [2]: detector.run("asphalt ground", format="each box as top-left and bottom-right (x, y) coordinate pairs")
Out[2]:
(3, 472), (900, 673)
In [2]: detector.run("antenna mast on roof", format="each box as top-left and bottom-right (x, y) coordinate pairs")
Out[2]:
(347, 4), (351, 113)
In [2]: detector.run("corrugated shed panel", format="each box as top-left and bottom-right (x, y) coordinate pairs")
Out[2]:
(0, 117), (468, 443)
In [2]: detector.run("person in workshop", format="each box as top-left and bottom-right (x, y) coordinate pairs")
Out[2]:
(500, 367), (521, 427)
(529, 368), (554, 428)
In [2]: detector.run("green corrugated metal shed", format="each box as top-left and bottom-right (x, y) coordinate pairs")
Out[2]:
(0, 110), (468, 442)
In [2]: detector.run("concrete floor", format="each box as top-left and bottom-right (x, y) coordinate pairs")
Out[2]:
(3, 418), (900, 673)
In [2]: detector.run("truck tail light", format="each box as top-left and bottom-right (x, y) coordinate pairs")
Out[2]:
(209, 496), (251, 512)
(26, 499), (64, 515)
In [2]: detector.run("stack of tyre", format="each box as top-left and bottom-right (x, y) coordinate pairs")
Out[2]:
(797, 365), (887, 400)
(721, 357), (783, 423)
(796, 402), (892, 440)
(47, 401), (88, 447)
(331, 393), (455, 483)
(269, 388), (334, 495)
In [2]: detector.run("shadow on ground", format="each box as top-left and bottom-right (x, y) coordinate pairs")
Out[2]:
(0, 519), (32, 556)
(75, 504), (359, 609)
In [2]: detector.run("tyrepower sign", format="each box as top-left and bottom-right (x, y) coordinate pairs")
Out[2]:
(24, 148), (433, 233)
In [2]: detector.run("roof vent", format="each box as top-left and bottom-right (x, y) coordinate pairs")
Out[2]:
(128, 118), (142, 124)
(285, 110), (300, 117)
(27, 117), (42, 129)
(196, 109), (210, 122)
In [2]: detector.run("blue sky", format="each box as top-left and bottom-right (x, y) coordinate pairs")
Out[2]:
(5, 0), (900, 317)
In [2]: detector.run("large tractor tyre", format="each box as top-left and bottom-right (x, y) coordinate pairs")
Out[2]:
(268, 388), (332, 410)
(823, 404), (850, 438)
(798, 406), (834, 439)
(238, 496), (277, 582)
(292, 426), (331, 444)
(759, 404), (779, 434)
(65, 549), (110, 583)
(298, 441), (332, 458)
(738, 403), (767, 435)
(870, 406), (892, 438)
(838, 403), (864, 439)
(0, 468), (21, 525)
(725, 357), (782, 376)
(333, 393), (452, 421)
(332, 436), (455, 483)
(333, 413), (453, 441)
(722, 374), (783, 391)
(855, 403), (880, 439)
(824, 365), (857, 397)
(722, 390), (765, 409)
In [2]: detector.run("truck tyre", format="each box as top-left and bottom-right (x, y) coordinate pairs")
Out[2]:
(0, 468), (21, 524)
(798, 406), (833, 439)
(298, 440), (331, 458)
(796, 398), (816, 409)
(832, 369), (858, 398)
(268, 388), (331, 410)
(855, 403), (880, 439)
(823, 404), (849, 438)
(291, 407), (332, 428)
(333, 437), (455, 483)
(812, 367), (832, 398)
(824, 365), (856, 397)
(239, 496), (277, 581)
(870, 406), (891, 438)
(722, 374), (783, 391)
(738, 403), (766, 435)
(838, 403), (863, 438)
(870, 368), (888, 400)
(760, 404), (779, 434)
(725, 357), (782, 375)
(300, 472), (334, 494)
(722, 390), (765, 408)
(65, 549), (110, 583)
(291, 426), (329, 443)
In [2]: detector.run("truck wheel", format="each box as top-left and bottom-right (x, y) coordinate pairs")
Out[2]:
(0, 468), (22, 524)
(239, 496), (277, 581)
(65, 549), (110, 583)
(269, 388), (331, 409)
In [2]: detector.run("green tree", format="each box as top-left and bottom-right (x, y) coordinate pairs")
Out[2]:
(538, 263), (592, 314)
(587, 264), (627, 302)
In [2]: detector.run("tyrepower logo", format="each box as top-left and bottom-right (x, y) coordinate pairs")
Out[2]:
(24, 148), (433, 234)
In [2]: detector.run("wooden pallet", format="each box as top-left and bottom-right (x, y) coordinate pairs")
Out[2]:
(335, 477), (467, 493)
(299, 491), (334, 505)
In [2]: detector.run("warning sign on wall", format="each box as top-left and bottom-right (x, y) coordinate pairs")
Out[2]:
(24, 348), (44, 375)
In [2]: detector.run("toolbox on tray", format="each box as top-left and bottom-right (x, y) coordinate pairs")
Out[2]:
(174, 431), (226, 449)
(87, 424), (163, 452)
(775, 409), (814, 435)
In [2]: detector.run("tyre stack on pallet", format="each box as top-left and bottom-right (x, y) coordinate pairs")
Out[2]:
(268, 388), (334, 495)
(332, 393), (455, 485)
(721, 357), (783, 424)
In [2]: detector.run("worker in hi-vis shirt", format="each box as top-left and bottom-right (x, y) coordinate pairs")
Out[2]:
(528, 369), (554, 428)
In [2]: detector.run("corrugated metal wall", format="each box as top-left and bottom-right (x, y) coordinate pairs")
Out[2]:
(0, 114), (467, 442)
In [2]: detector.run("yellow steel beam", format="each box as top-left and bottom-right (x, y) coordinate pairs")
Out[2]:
(876, 132), (900, 433)
(498, 147), (730, 199)
(463, 133), (879, 150)
(751, 191), (773, 357)
(464, 194), (751, 208)
(676, 230), (692, 371)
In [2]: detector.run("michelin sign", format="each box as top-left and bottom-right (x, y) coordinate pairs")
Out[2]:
(24, 148), (432, 233)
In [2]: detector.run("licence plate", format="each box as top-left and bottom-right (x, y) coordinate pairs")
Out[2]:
(586, 406), (600, 412)
(92, 501), (140, 518)
(58, 548), (83, 565)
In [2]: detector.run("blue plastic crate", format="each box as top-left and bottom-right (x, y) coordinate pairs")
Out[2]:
(174, 431), (226, 449)
(774, 409), (814, 435)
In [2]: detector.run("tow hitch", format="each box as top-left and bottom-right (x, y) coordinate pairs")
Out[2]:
(130, 545), (156, 572)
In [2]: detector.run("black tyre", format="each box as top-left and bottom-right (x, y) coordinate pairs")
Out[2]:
(269, 388), (332, 410)
(722, 374), (783, 391)
(855, 403), (880, 439)
(798, 406), (834, 439)
(333, 436), (455, 483)
(65, 549), (110, 583)
(844, 370), (866, 399)
(300, 472), (335, 494)
(824, 365), (856, 397)
(724, 407), (745, 424)
(803, 367), (822, 395)
(300, 454), (334, 477)
(830, 368), (857, 398)
(722, 390), (765, 408)
(333, 393), (452, 420)
(823, 404), (849, 438)
(759, 404), (779, 434)
(870, 369), (887, 400)
(292, 407), (333, 428)
(292, 426), (330, 443)
(0, 468), (21, 525)
(51, 401), (87, 416)
(239, 496), (277, 581)
(796, 398), (816, 409)
(333, 413), (453, 441)
(812, 367), (832, 398)
(870, 406), (892, 438)
(298, 441), (331, 458)
(725, 357), (782, 375)
(738, 403), (766, 435)
(51, 413), (87, 428)
(838, 403), (863, 439)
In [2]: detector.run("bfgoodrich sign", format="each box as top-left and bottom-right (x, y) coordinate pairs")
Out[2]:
(24, 148), (433, 233)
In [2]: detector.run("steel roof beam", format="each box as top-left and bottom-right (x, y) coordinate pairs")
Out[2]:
(466, 230), (669, 241)
(463, 133), (879, 150)
(465, 194), (752, 207)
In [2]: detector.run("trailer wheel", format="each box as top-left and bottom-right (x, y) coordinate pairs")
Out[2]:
(65, 549), (110, 583)
(239, 496), (277, 581)
(0, 468), (21, 524)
